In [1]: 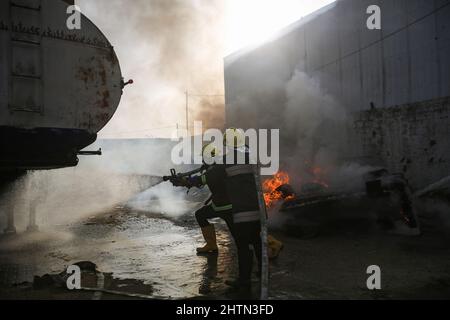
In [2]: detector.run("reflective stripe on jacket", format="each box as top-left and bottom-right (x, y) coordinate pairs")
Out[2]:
(224, 149), (261, 224)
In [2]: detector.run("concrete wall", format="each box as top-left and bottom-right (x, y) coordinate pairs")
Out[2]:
(354, 97), (450, 188)
(224, 0), (450, 188)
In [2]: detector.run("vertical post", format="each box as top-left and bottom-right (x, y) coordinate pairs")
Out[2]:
(27, 204), (38, 232)
(254, 165), (269, 300)
(185, 90), (189, 136)
(4, 203), (16, 235)
(1, 170), (26, 235)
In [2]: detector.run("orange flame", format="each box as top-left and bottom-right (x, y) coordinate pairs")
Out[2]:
(263, 171), (293, 208)
(263, 167), (330, 208)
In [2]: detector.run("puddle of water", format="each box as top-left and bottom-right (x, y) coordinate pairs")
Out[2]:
(0, 205), (235, 299)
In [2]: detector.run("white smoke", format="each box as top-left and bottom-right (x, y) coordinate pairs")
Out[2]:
(77, 0), (226, 138)
(282, 70), (349, 187)
(127, 182), (206, 218)
(0, 139), (190, 231)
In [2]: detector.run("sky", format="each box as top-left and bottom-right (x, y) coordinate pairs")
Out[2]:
(77, 0), (336, 139)
(224, 0), (335, 56)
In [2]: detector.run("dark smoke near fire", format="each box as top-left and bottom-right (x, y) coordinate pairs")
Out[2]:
(78, 0), (226, 137)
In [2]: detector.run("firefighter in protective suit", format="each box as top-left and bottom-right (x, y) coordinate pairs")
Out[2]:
(223, 128), (261, 291)
(174, 143), (234, 254)
(222, 128), (284, 291)
(170, 136), (284, 264)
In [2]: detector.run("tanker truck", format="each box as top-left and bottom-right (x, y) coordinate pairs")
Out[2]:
(0, 0), (126, 171)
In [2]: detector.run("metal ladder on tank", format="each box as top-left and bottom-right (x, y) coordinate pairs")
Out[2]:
(8, 0), (44, 114)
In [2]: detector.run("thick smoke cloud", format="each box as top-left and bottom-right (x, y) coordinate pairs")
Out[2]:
(282, 70), (348, 181)
(226, 57), (360, 191)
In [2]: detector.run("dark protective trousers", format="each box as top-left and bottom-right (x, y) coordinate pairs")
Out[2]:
(195, 206), (262, 285)
(232, 221), (262, 285)
(195, 205), (234, 232)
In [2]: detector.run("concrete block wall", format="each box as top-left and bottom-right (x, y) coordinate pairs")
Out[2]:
(354, 97), (450, 188)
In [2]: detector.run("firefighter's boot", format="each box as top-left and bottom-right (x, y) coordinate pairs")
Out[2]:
(268, 235), (284, 260)
(197, 225), (218, 254)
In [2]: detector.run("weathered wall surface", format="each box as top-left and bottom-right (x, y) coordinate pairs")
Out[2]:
(354, 97), (450, 188)
(0, 0), (122, 133)
(224, 0), (450, 188)
(226, 0), (450, 114)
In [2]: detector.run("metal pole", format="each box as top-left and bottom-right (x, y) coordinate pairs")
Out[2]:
(4, 202), (16, 235)
(254, 165), (269, 300)
(27, 203), (38, 232)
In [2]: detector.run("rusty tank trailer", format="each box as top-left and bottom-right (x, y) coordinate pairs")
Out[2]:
(0, 0), (125, 170)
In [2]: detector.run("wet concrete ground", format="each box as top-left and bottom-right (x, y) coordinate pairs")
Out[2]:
(268, 210), (450, 300)
(0, 204), (240, 300)
(1, 193), (450, 300)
